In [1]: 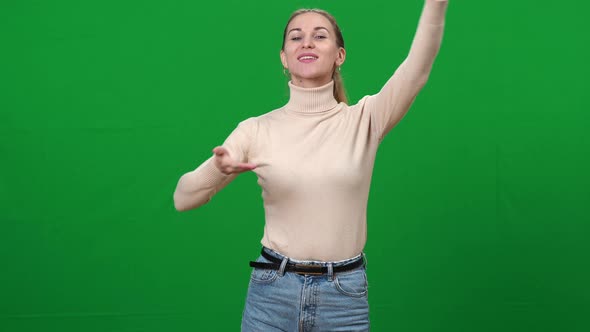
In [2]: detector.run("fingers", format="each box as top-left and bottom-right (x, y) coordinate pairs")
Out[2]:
(218, 163), (257, 175)
(212, 146), (227, 156)
(212, 146), (257, 175)
(236, 162), (258, 171)
(227, 162), (257, 174)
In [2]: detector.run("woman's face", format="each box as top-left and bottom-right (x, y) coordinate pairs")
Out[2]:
(280, 12), (346, 88)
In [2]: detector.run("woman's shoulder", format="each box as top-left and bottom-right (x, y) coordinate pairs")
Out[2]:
(234, 106), (285, 133)
(247, 107), (286, 124)
(339, 96), (372, 116)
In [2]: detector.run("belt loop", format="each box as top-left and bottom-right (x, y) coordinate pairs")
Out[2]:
(362, 252), (367, 268)
(278, 256), (288, 277)
(327, 263), (334, 281)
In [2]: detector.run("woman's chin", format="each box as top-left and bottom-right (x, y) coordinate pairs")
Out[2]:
(291, 73), (332, 85)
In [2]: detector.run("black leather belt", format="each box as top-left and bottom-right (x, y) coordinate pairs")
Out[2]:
(249, 248), (365, 275)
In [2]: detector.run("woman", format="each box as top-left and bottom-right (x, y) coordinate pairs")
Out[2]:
(174, 1), (449, 330)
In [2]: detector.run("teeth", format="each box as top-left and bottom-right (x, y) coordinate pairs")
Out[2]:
(300, 56), (317, 60)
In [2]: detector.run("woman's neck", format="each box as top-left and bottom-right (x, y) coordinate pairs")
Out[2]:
(284, 80), (338, 114)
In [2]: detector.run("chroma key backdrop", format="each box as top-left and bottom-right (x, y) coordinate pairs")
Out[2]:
(1, 1), (589, 331)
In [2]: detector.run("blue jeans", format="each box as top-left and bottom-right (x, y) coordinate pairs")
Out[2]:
(241, 247), (370, 331)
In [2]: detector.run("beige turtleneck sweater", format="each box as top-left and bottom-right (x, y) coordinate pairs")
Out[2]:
(174, 0), (447, 261)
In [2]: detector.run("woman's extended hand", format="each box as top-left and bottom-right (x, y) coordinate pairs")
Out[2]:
(212, 146), (257, 175)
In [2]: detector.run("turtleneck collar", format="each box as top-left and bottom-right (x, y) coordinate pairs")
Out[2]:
(284, 80), (339, 114)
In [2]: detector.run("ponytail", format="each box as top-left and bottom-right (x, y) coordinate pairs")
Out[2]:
(332, 68), (348, 104)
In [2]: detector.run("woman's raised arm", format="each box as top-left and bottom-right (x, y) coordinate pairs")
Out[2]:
(366, 0), (449, 141)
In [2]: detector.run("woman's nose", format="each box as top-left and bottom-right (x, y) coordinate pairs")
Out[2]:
(302, 36), (315, 48)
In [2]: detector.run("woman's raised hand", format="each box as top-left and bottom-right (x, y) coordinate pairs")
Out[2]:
(212, 146), (257, 175)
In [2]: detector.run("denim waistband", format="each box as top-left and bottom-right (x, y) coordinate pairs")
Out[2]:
(262, 247), (364, 267)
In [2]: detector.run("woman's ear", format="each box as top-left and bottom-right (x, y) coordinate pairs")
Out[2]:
(335, 47), (346, 67)
(280, 50), (288, 69)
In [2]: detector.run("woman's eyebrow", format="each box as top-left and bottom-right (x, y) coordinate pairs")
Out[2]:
(287, 27), (330, 35)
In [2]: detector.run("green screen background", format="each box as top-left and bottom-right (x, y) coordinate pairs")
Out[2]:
(2, 0), (589, 331)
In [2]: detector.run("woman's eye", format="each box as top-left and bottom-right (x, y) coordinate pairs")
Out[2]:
(315, 35), (327, 39)
(291, 37), (301, 41)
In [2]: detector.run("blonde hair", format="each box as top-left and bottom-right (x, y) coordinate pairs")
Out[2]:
(282, 9), (348, 105)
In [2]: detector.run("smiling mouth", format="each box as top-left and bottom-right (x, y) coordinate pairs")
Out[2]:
(298, 55), (318, 63)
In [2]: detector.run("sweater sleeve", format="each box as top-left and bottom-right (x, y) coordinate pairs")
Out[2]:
(173, 117), (256, 211)
(365, 0), (448, 142)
